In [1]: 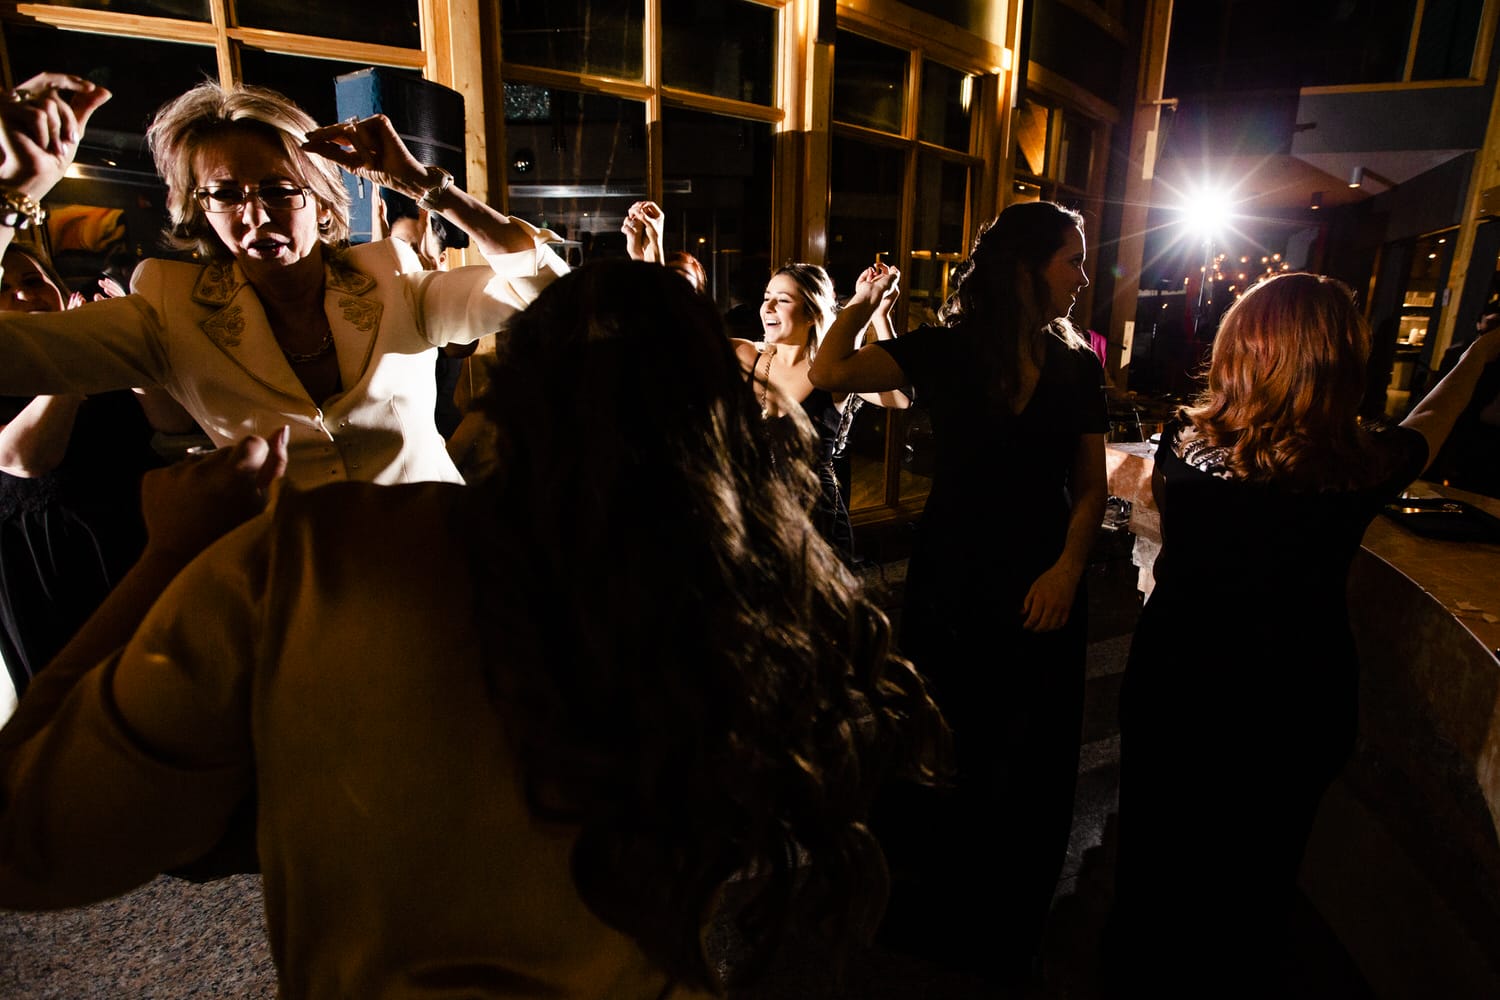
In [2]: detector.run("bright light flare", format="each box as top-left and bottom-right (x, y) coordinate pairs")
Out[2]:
(1178, 187), (1235, 244)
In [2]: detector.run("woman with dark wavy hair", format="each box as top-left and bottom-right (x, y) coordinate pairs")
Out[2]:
(1106, 271), (1500, 993)
(811, 201), (1107, 985)
(0, 259), (948, 998)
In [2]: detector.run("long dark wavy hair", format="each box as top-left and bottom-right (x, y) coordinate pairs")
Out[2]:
(1180, 271), (1394, 489)
(470, 260), (949, 992)
(939, 201), (1089, 405)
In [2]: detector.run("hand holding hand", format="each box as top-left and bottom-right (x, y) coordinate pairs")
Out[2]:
(141, 428), (290, 566)
(854, 261), (899, 306)
(0, 73), (110, 203)
(621, 201), (666, 263)
(301, 114), (437, 202)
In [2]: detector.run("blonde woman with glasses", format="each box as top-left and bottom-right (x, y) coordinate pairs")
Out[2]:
(0, 72), (566, 487)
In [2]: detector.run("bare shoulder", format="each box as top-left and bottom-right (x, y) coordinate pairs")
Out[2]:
(729, 338), (762, 369)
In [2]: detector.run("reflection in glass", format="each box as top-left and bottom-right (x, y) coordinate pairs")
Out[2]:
(35, 0), (209, 18)
(1014, 98), (1048, 177)
(832, 30), (908, 134)
(661, 107), (773, 314)
(501, 0), (644, 78)
(503, 84), (647, 266)
(906, 156), (968, 331)
(918, 61), (973, 151)
(238, 0), (420, 48)
(662, 0), (775, 105)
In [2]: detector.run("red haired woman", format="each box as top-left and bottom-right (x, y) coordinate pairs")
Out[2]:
(1108, 271), (1500, 992)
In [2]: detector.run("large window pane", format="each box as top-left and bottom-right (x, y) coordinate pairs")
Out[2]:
(501, 0), (644, 78)
(237, 0), (420, 48)
(906, 155), (968, 329)
(1060, 111), (1094, 190)
(503, 84), (647, 265)
(827, 138), (903, 296)
(918, 61), (973, 151)
(897, 155), (967, 505)
(829, 137), (903, 511)
(662, 0), (775, 105)
(661, 107), (772, 316)
(32, 0), (209, 18)
(832, 30), (907, 134)
(1411, 0), (1484, 80)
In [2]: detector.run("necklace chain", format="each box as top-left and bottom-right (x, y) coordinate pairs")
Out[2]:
(755, 347), (773, 417)
(282, 330), (334, 365)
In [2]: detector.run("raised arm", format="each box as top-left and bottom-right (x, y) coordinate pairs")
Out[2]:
(809, 262), (910, 395)
(1401, 323), (1500, 471)
(850, 264), (911, 409)
(301, 115), (547, 257)
(0, 74), (111, 264)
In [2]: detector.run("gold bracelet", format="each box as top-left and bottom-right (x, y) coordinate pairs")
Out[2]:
(0, 188), (46, 229)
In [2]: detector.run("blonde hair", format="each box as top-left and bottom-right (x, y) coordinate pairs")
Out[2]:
(146, 80), (351, 257)
(1181, 271), (1385, 489)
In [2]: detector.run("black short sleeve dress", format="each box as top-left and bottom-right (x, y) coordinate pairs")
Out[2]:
(872, 323), (1107, 975)
(1109, 417), (1428, 984)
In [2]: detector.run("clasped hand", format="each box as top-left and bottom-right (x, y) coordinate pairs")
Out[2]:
(0, 73), (111, 202)
(141, 429), (289, 567)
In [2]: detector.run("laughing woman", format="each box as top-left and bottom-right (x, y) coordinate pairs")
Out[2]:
(0, 72), (565, 487)
(732, 262), (907, 565)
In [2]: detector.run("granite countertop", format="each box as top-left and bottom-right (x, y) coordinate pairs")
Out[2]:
(1361, 482), (1500, 659)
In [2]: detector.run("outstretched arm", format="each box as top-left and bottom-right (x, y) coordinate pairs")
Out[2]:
(810, 262), (911, 395)
(1402, 324), (1500, 471)
(301, 115), (546, 257)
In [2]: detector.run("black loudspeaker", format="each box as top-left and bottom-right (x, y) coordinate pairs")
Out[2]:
(334, 68), (467, 244)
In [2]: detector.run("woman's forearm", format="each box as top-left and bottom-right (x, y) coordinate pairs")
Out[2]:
(1402, 330), (1500, 469)
(0, 394), (85, 476)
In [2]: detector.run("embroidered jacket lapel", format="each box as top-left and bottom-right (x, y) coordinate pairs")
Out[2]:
(191, 253), (384, 406)
(324, 250), (381, 394)
(193, 260), (308, 403)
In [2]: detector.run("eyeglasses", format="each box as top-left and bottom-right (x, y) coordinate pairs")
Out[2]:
(194, 182), (308, 214)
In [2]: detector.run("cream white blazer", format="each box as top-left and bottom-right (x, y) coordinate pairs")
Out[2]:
(0, 234), (567, 488)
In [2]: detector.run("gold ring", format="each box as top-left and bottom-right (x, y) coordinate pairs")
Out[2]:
(8, 88), (32, 104)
